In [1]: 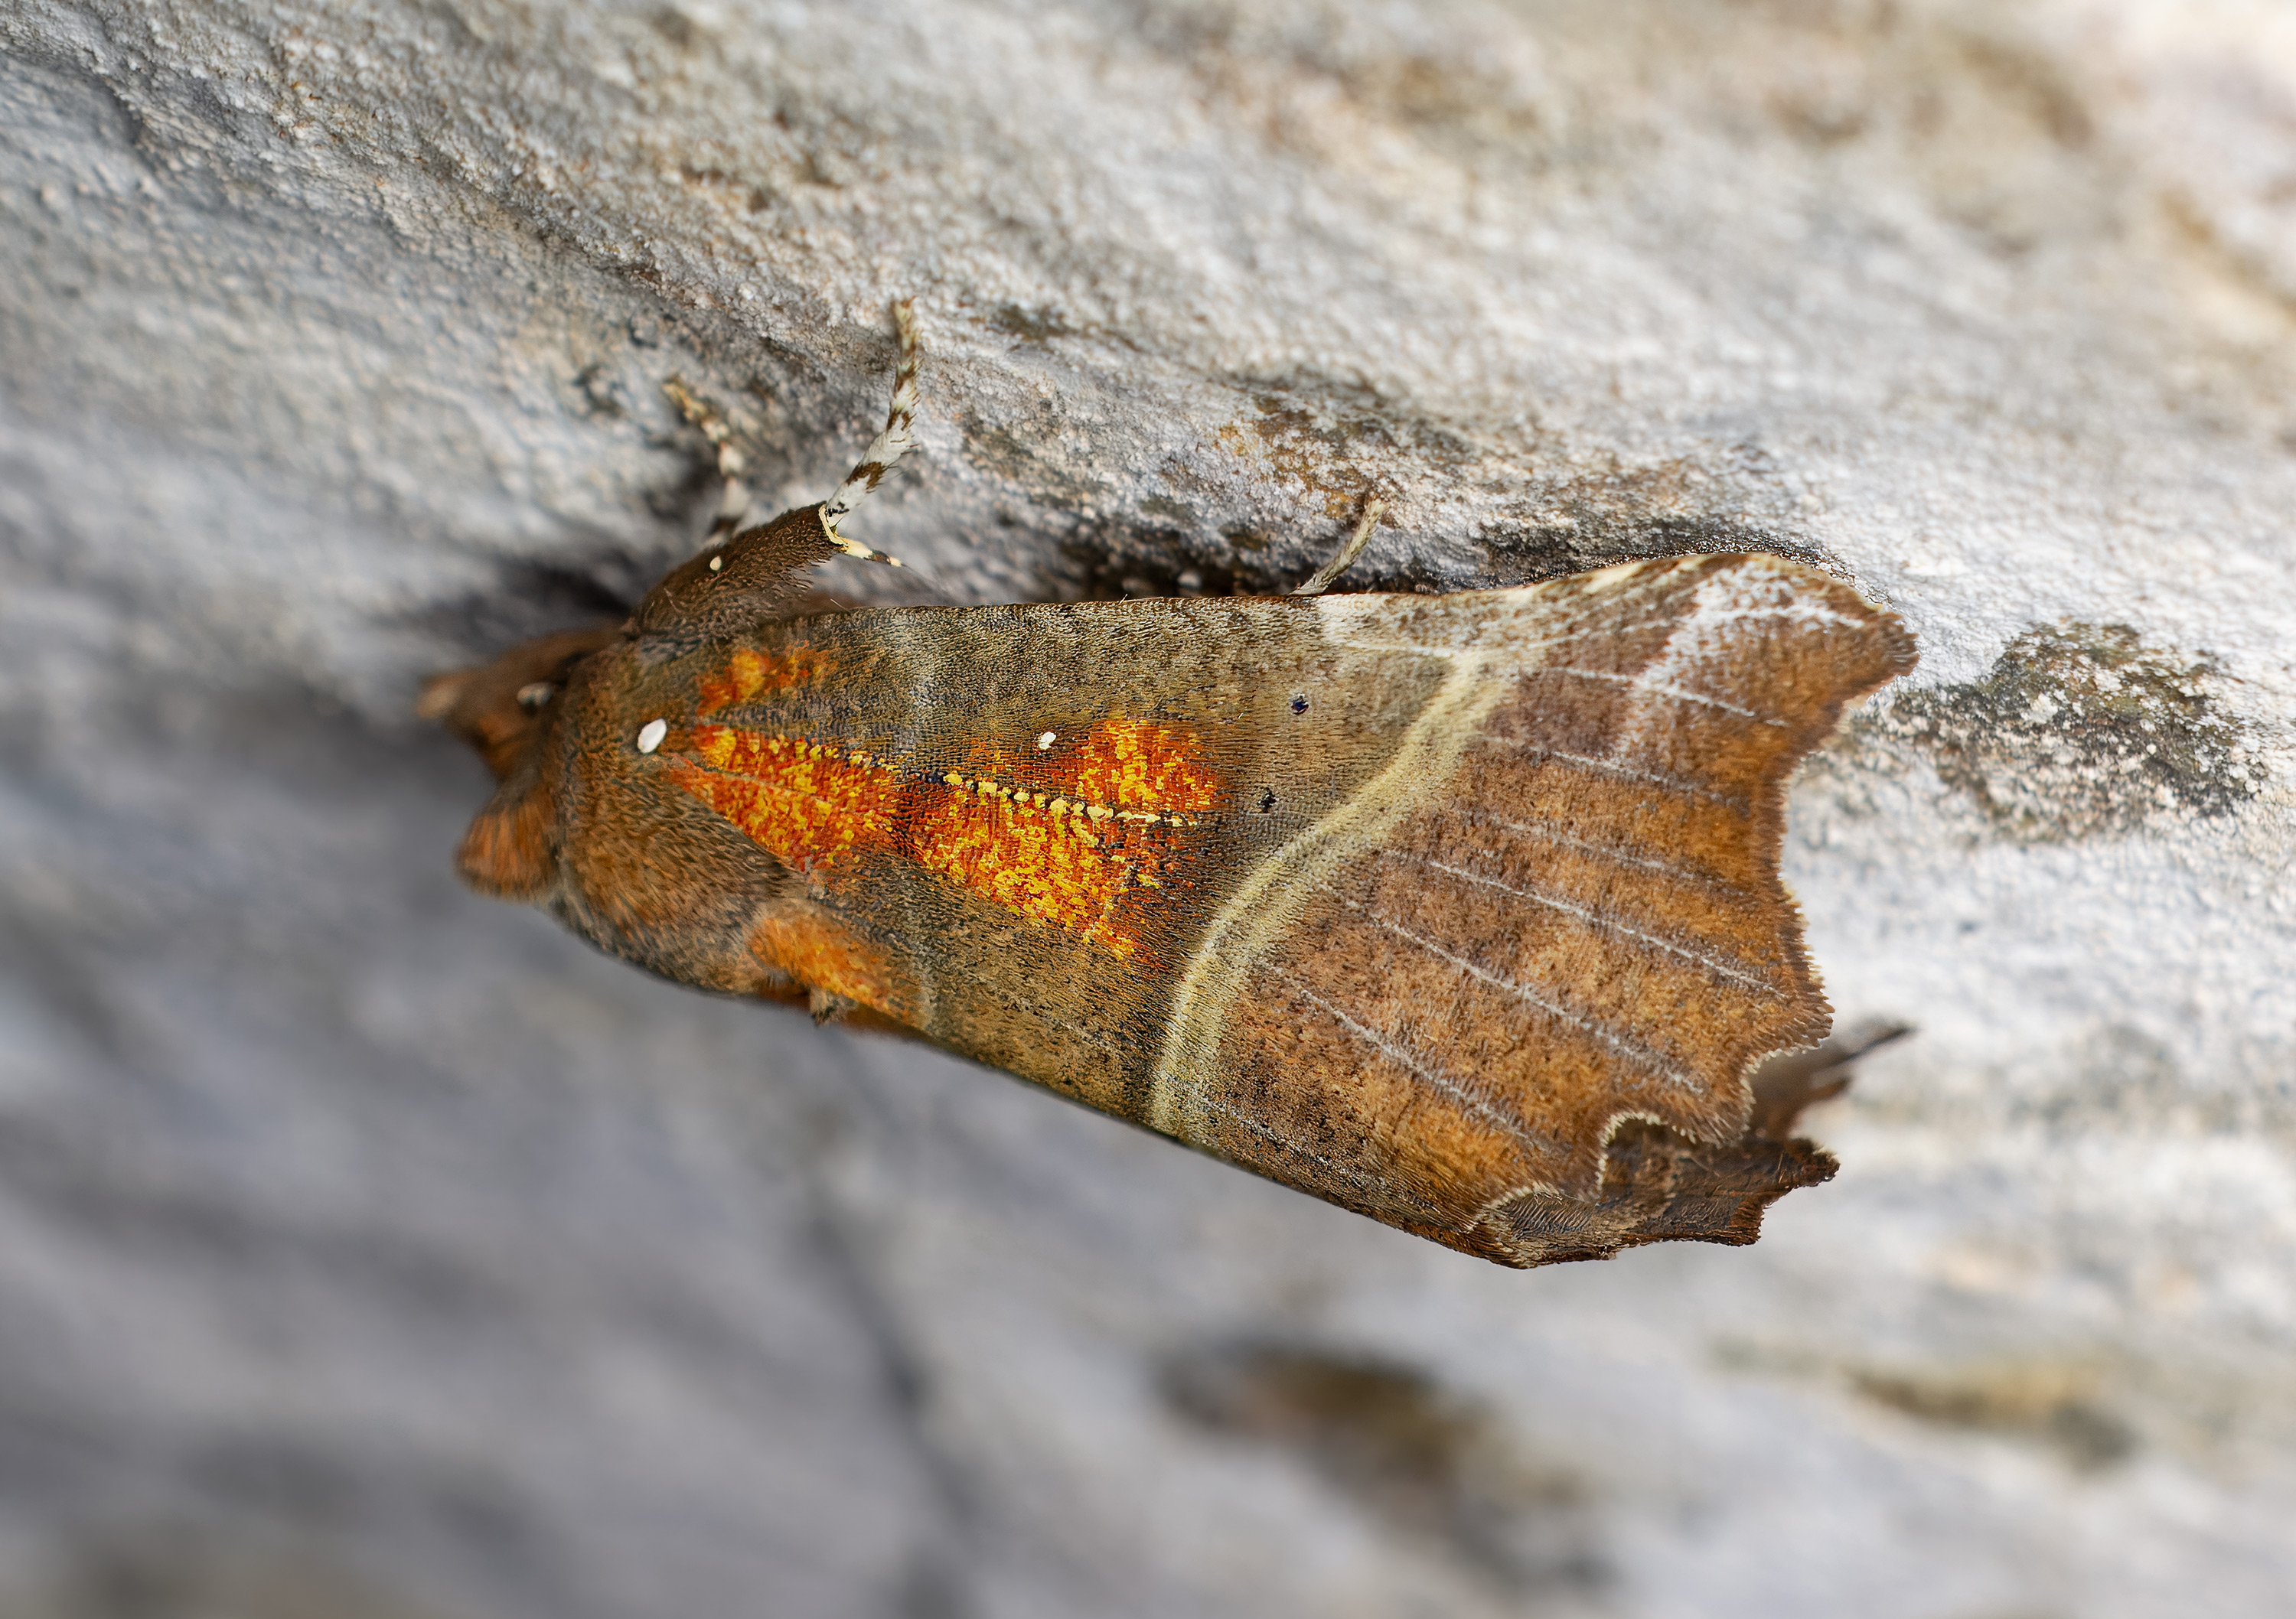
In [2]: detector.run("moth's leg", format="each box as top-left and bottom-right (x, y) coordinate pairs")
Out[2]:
(815, 298), (921, 569)
(809, 988), (859, 1024)
(1292, 498), (1386, 596)
(664, 375), (754, 549)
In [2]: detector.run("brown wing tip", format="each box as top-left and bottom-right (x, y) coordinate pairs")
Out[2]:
(1456, 564), (1915, 1264)
(1797, 565), (1920, 701)
(1465, 1021), (1913, 1269)
(1472, 1125), (1840, 1269)
(1672, 562), (1918, 1146)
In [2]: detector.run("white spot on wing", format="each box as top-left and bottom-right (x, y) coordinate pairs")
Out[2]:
(1037, 731), (1057, 750)
(637, 718), (667, 754)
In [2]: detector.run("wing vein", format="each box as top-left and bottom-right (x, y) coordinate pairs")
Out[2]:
(951, 965), (1141, 1060)
(1460, 810), (1729, 890)
(1328, 604), (1867, 662)
(1187, 1094), (1450, 1220)
(1538, 666), (1782, 725)
(1466, 738), (1753, 810)
(1262, 963), (1561, 1154)
(1390, 851), (1784, 996)
(1322, 889), (1700, 1090)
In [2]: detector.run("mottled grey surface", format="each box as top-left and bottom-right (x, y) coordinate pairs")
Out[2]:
(3, 2), (2294, 1615)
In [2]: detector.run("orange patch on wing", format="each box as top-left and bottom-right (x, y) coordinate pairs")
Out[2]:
(669, 714), (1219, 959)
(912, 718), (1218, 959)
(695, 646), (837, 718)
(750, 907), (906, 1018)
(911, 793), (1144, 955)
(1068, 718), (1219, 813)
(667, 725), (898, 880)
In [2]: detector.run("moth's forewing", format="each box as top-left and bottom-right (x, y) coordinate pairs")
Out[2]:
(616, 593), (1446, 1093)
(1501, 1122), (1840, 1266)
(570, 553), (1911, 1266)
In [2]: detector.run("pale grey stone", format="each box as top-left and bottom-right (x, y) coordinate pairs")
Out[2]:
(2, 2), (2292, 1616)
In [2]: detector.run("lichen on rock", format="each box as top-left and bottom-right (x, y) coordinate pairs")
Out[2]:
(1835, 620), (2261, 844)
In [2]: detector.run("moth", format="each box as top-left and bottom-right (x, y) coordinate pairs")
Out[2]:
(422, 303), (1916, 1268)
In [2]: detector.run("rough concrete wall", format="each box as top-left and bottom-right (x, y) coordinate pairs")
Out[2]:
(2, 1), (2292, 1616)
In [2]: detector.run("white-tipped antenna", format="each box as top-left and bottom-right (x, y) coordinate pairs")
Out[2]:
(818, 298), (921, 568)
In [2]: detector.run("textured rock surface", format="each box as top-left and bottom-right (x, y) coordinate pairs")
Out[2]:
(2, 1), (2293, 1614)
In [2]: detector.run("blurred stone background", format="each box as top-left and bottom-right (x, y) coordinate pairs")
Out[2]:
(2, 0), (2293, 1614)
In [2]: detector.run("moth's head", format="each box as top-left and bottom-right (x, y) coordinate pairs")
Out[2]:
(417, 626), (621, 781)
(418, 626), (621, 899)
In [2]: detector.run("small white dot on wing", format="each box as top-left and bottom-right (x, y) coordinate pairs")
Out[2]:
(637, 718), (667, 754)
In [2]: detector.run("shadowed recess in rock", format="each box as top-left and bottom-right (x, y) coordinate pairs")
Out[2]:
(1159, 1341), (1607, 1595)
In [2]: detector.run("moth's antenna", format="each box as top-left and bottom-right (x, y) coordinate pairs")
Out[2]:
(664, 376), (752, 550)
(818, 298), (921, 568)
(1292, 498), (1385, 597)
